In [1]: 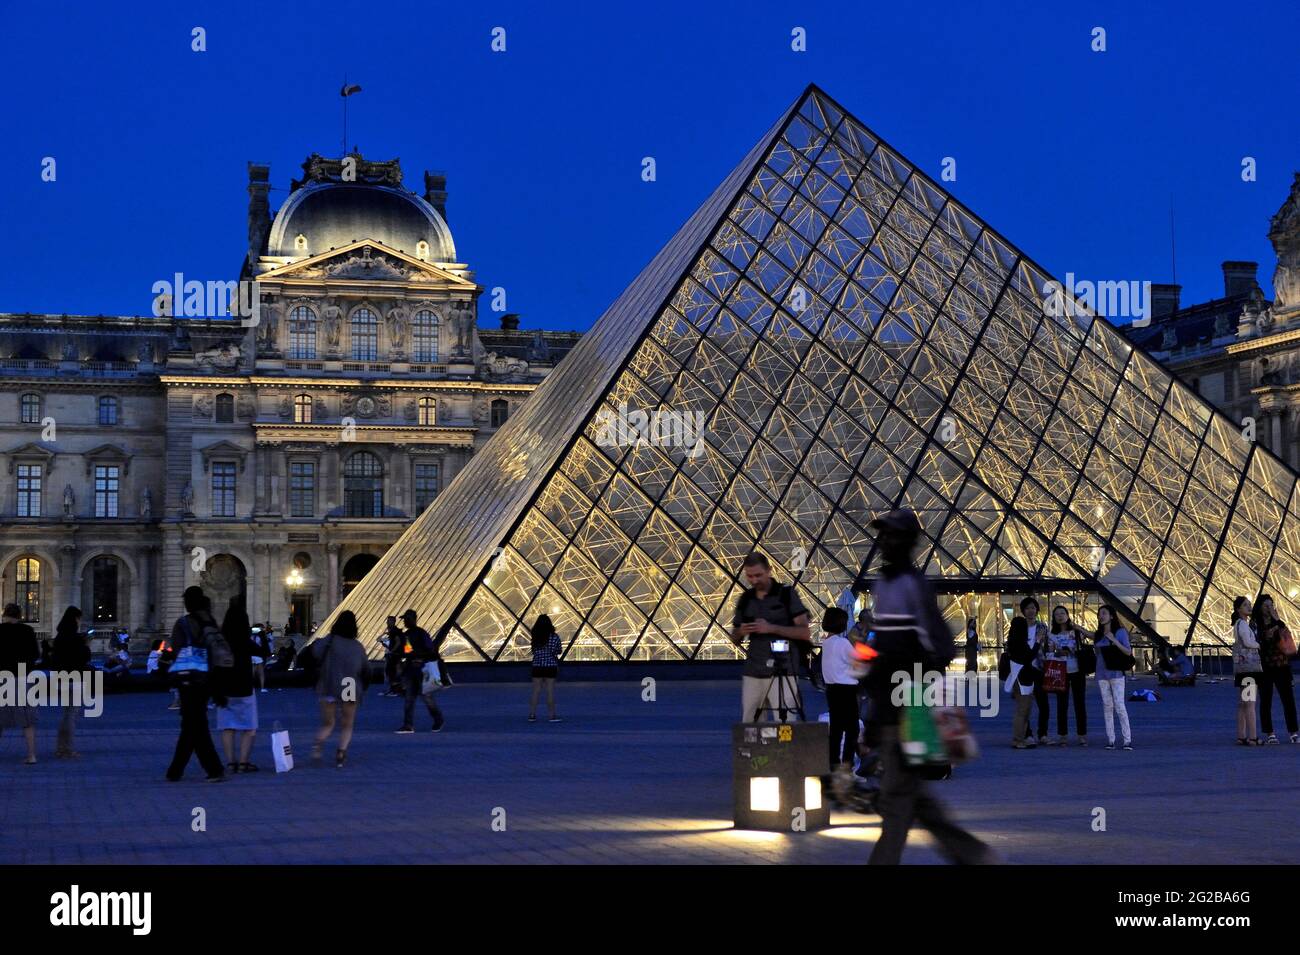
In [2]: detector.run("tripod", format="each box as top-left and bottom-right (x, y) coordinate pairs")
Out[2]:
(752, 659), (805, 722)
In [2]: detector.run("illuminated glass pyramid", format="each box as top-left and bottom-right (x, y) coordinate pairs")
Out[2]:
(329, 84), (1300, 661)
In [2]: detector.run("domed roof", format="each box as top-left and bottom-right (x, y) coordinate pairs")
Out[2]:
(266, 181), (456, 263)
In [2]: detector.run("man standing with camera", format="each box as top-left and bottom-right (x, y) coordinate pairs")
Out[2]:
(731, 552), (811, 722)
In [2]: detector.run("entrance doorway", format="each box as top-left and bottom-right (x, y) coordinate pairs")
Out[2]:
(289, 595), (313, 637)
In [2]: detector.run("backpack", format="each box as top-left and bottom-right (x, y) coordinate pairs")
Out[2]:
(183, 615), (234, 670)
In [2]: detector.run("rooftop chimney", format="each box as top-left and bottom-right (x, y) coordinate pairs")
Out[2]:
(1221, 261), (1259, 298)
(500, 313), (520, 331)
(246, 162), (271, 273)
(424, 170), (448, 221)
(1151, 283), (1181, 320)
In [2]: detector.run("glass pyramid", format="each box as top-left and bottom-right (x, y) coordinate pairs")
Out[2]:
(329, 84), (1300, 662)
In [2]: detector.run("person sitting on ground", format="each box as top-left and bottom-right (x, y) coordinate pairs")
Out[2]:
(104, 643), (132, 682)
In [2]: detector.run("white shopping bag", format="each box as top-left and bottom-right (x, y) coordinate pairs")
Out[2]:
(421, 660), (445, 695)
(271, 720), (293, 773)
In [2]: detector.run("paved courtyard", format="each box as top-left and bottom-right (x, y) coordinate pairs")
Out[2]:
(1, 675), (1296, 864)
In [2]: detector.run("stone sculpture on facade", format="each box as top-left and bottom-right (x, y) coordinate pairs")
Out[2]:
(196, 342), (243, 371)
(257, 301), (281, 349)
(180, 480), (195, 515)
(320, 298), (344, 349)
(483, 352), (529, 379)
(526, 330), (551, 363)
(386, 304), (408, 352)
(1270, 173), (1300, 312)
(140, 487), (153, 520)
(450, 300), (475, 356)
(62, 484), (74, 519)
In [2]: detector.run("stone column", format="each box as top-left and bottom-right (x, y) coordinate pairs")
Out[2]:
(323, 447), (340, 513)
(254, 444), (268, 514)
(326, 542), (341, 614)
(270, 449), (284, 514)
(59, 543), (79, 617)
(131, 546), (150, 637)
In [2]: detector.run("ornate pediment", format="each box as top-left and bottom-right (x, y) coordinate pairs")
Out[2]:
(84, 443), (132, 477)
(259, 240), (472, 286)
(199, 439), (250, 473)
(4, 441), (57, 475)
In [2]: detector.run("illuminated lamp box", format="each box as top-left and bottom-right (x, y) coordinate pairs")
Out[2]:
(731, 721), (830, 832)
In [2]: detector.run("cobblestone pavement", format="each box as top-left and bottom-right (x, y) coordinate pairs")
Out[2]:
(1, 675), (1295, 864)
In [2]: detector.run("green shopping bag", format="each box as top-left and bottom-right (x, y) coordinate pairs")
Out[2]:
(899, 683), (948, 768)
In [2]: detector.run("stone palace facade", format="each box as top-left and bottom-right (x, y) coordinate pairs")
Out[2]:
(0, 153), (580, 646)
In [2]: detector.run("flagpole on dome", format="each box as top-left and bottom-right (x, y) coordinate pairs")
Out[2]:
(340, 79), (363, 158)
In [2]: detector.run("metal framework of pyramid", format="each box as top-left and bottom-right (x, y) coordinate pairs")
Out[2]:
(327, 84), (1300, 662)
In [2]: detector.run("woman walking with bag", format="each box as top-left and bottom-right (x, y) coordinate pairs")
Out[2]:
(1233, 596), (1264, 745)
(1046, 606), (1090, 746)
(528, 614), (563, 723)
(1094, 605), (1133, 751)
(51, 606), (88, 759)
(311, 610), (369, 768)
(1252, 595), (1299, 744)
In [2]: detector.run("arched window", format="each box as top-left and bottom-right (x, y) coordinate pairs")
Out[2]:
(215, 393), (235, 423)
(342, 553), (380, 597)
(20, 393), (40, 424)
(490, 399), (510, 428)
(343, 451), (383, 517)
(294, 393), (313, 423)
(98, 395), (118, 426)
(417, 396), (436, 426)
(14, 556), (40, 622)
(90, 556), (120, 623)
(412, 309), (439, 362)
(351, 308), (378, 361)
(289, 305), (317, 359)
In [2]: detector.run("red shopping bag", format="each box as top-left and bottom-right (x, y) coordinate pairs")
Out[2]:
(1042, 659), (1068, 693)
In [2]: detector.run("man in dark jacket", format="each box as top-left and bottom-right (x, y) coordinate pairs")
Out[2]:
(164, 587), (226, 782)
(865, 509), (991, 865)
(0, 603), (40, 763)
(730, 552), (811, 722)
(395, 609), (446, 733)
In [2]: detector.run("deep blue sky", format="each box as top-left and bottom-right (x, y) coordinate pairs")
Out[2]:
(2, 0), (1296, 333)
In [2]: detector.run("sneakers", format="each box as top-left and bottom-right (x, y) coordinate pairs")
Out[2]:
(1292, 733), (1300, 744)
(1105, 742), (1116, 750)
(335, 750), (347, 769)
(1265, 734), (1280, 745)
(1077, 736), (1088, 747)
(430, 726), (445, 733)
(1038, 736), (1050, 746)
(547, 717), (562, 723)
(528, 715), (537, 722)
(1122, 742), (1133, 751)
(1011, 742), (1030, 749)
(1055, 735), (1068, 747)
(394, 727), (415, 735)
